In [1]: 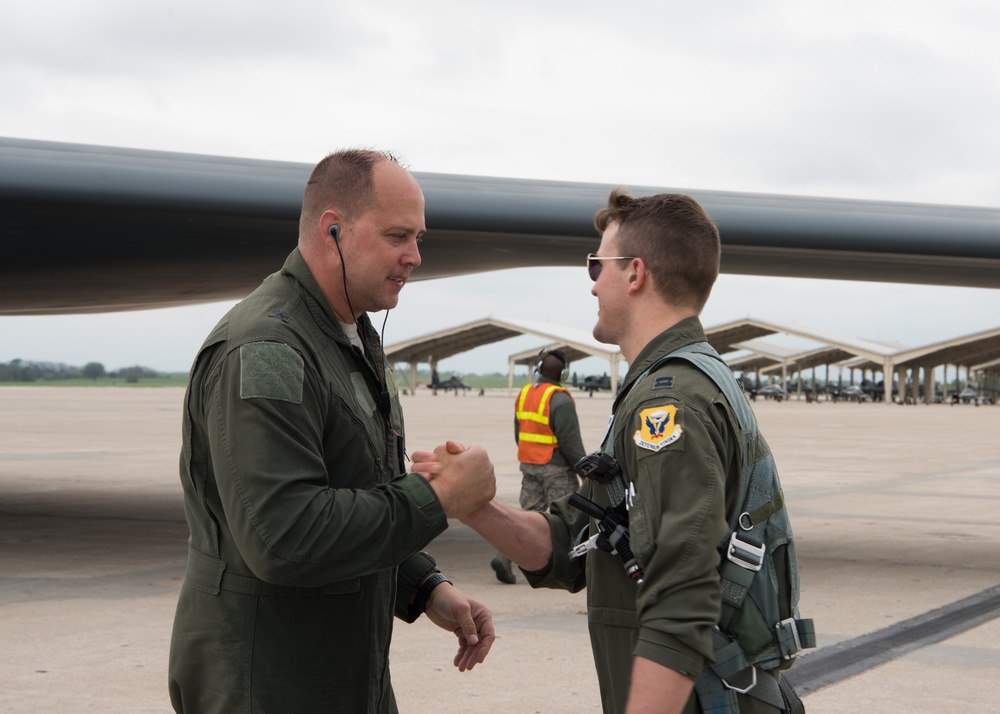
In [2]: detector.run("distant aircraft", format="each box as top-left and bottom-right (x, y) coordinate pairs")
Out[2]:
(572, 373), (612, 396)
(3, 137), (1000, 316)
(428, 370), (471, 395)
(833, 385), (867, 402)
(952, 385), (980, 405)
(859, 379), (886, 402)
(752, 383), (786, 402)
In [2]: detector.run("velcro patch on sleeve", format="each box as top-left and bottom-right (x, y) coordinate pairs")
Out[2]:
(633, 404), (683, 452)
(239, 342), (304, 404)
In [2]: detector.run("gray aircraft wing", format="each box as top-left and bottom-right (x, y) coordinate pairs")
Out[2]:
(2, 136), (1000, 316)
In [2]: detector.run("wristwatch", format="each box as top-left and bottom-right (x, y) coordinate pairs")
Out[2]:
(413, 571), (452, 615)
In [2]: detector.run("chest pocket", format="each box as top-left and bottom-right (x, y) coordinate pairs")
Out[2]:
(325, 370), (390, 488)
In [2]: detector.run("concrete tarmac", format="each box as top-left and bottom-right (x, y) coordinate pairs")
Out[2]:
(1, 386), (999, 712)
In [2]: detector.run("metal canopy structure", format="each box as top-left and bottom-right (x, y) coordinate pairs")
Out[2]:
(384, 314), (1000, 404)
(715, 319), (1000, 403)
(508, 343), (595, 368)
(893, 326), (1000, 372)
(706, 318), (904, 401)
(706, 317), (900, 363)
(875, 326), (1000, 403)
(384, 317), (623, 394)
(724, 340), (800, 375)
(727, 341), (876, 396)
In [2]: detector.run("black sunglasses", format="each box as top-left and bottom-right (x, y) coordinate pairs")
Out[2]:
(586, 253), (636, 281)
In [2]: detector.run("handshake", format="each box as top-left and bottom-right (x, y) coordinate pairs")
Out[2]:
(410, 440), (496, 518)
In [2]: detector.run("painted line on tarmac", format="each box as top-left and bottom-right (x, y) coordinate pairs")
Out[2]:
(786, 583), (1000, 694)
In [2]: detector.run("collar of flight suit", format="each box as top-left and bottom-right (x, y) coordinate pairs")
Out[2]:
(613, 315), (707, 412)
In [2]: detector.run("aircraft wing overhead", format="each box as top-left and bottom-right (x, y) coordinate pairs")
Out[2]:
(3, 136), (1000, 316)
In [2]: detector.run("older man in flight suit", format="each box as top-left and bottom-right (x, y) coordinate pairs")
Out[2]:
(168, 149), (497, 714)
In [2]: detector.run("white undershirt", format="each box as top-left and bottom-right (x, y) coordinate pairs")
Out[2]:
(340, 320), (365, 352)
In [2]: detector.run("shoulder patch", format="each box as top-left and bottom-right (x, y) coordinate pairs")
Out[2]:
(653, 376), (674, 389)
(239, 342), (304, 404)
(633, 404), (683, 452)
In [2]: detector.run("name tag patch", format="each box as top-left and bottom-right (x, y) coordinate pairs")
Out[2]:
(633, 404), (682, 452)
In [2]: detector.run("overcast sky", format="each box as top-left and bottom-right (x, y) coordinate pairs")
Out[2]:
(3, 1), (1000, 376)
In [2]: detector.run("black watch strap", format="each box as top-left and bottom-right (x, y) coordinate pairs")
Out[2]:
(412, 572), (452, 617)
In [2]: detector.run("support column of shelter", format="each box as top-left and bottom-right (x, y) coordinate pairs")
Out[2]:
(410, 362), (418, 396)
(924, 364), (934, 405)
(610, 354), (623, 394)
(883, 358), (894, 404)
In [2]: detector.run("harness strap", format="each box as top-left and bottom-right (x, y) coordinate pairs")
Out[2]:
(695, 635), (787, 713)
(627, 344), (767, 622)
(597, 339), (813, 711)
(776, 617), (817, 660)
(778, 674), (806, 714)
(694, 670), (738, 714)
(695, 666), (786, 713)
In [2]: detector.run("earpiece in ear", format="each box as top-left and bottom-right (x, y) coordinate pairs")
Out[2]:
(629, 274), (637, 283)
(329, 224), (341, 242)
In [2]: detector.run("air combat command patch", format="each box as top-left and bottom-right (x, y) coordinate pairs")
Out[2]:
(633, 404), (682, 452)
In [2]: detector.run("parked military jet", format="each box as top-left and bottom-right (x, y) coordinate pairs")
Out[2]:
(951, 386), (980, 405)
(834, 385), (867, 402)
(752, 384), (786, 401)
(572, 373), (612, 396)
(428, 371), (471, 395)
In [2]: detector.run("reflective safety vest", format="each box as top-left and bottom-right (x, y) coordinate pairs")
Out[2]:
(515, 383), (571, 464)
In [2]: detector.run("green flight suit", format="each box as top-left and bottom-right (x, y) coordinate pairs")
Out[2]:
(524, 317), (781, 713)
(168, 249), (447, 714)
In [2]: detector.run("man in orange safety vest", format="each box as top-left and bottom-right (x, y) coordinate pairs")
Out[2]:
(491, 350), (586, 584)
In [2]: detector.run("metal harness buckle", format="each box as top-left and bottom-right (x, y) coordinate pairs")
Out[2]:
(722, 666), (757, 694)
(727, 532), (765, 572)
(776, 617), (803, 660)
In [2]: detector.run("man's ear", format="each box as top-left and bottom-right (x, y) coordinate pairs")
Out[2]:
(320, 209), (344, 245)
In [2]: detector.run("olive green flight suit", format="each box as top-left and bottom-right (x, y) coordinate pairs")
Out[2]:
(525, 317), (781, 713)
(168, 249), (447, 714)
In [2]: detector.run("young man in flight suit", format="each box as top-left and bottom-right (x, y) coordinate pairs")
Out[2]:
(168, 150), (497, 713)
(414, 190), (791, 713)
